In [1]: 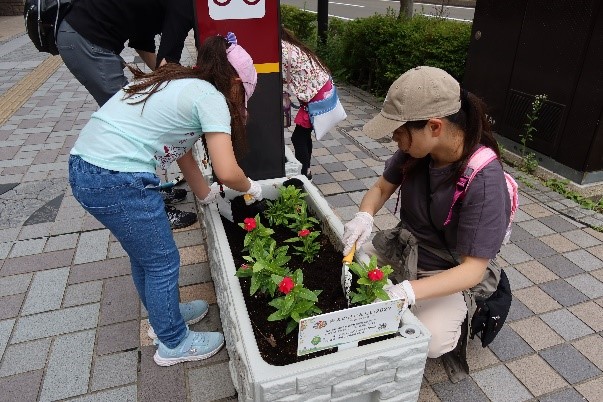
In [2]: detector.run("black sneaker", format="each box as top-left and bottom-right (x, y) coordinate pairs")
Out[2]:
(165, 206), (197, 229)
(160, 188), (187, 204)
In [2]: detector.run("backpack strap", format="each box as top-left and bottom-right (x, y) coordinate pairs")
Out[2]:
(444, 146), (498, 226)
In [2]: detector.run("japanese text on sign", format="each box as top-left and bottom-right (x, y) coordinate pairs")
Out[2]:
(297, 299), (406, 356)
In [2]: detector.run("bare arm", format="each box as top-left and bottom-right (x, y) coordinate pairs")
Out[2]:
(411, 256), (489, 301)
(135, 49), (157, 71)
(177, 150), (210, 200)
(204, 132), (251, 192)
(359, 176), (399, 216)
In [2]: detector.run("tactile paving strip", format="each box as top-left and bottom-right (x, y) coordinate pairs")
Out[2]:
(0, 55), (62, 126)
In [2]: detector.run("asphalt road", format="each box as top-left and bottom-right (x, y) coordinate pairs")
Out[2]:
(281, 0), (474, 22)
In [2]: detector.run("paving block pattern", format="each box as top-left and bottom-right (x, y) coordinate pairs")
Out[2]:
(0, 24), (601, 402)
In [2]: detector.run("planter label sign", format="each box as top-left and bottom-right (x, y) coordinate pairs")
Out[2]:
(297, 299), (406, 356)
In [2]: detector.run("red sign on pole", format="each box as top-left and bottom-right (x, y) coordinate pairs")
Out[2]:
(195, 0), (284, 179)
(197, 0), (279, 69)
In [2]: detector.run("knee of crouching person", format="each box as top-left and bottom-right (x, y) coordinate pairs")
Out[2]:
(426, 333), (459, 359)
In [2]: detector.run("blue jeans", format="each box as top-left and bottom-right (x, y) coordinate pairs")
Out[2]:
(69, 155), (186, 348)
(56, 20), (128, 107)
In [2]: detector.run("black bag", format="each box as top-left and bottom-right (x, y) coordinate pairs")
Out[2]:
(470, 269), (512, 347)
(24, 0), (73, 55)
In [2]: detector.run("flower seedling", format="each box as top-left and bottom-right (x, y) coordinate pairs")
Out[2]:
(284, 229), (321, 263)
(268, 269), (322, 334)
(286, 202), (319, 232)
(239, 215), (274, 251)
(264, 185), (307, 227)
(235, 238), (291, 297)
(348, 255), (393, 305)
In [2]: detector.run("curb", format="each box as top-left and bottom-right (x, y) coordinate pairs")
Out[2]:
(422, 0), (476, 7)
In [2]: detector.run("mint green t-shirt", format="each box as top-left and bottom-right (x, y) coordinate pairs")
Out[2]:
(71, 78), (231, 173)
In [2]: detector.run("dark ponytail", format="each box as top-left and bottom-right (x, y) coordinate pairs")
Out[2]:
(448, 90), (500, 177)
(399, 90), (499, 179)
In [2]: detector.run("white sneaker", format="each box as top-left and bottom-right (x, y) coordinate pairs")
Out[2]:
(154, 330), (224, 366)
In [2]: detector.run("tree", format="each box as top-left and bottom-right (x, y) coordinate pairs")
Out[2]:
(399, 0), (413, 19)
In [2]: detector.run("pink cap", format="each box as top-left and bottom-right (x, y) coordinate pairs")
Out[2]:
(226, 44), (257, 107)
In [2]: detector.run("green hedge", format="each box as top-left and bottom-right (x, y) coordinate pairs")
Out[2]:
(281, 4), (317, 46)
(280, 6), (471, 98)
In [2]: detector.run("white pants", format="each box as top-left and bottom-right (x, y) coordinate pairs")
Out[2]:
(363, 243), (467, 358)
(412, 292), (467, 358)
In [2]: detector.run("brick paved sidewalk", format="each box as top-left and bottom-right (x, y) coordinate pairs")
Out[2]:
(0, 20), (602, 402)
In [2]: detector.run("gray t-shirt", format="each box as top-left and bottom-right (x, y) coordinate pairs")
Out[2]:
(383, 149), (511, 270)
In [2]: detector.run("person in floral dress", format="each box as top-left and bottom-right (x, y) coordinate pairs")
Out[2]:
(282, 28), (331, 179)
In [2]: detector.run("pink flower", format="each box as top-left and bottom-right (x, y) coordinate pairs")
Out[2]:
(367, 268), (384, 282)
(243, 217), (256, 231)
(278, 277), (295, 294)
(298, 229), (311, 237)
(240, 263), (250, 270)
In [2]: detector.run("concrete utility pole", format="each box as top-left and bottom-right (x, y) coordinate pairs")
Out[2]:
(399, 0), (413, 18)
(317, 0), (328, 45)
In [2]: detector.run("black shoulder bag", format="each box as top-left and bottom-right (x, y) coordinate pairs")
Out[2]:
(24, 0), (74, 55)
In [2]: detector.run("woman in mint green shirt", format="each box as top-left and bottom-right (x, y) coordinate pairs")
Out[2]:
(69, 35), (262, 366)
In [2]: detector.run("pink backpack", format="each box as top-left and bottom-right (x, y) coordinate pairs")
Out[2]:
(444, 146), (518, 244)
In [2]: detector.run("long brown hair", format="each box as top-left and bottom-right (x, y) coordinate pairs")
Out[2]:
(123, 36), (248, 157)
(401, 90), (499, 179)
(281, 27), (330, 74)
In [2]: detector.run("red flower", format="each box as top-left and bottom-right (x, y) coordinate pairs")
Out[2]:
(278, 277), (295, 294)
(240, 263), (249, 270)
(298, 229), (311, 237)
(367, 268), (384, 282)
(243, 217), (256, 231)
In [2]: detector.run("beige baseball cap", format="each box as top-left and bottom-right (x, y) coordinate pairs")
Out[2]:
(363, 66), (462, 139)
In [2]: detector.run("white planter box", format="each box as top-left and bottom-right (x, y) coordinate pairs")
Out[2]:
(201, 176), (430, 402)
(192, 143), (302, 182)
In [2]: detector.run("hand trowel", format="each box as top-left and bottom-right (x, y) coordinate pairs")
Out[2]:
(341, 243), (355, 307)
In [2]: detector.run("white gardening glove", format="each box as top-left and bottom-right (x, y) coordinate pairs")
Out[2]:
(384, 280), (416, 306)
(198, 183), (220, 205)
(244, 178), (263, 205)
(342, 211), (374, 255)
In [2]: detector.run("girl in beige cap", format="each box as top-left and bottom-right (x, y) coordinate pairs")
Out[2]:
(343, 66), (511, 377)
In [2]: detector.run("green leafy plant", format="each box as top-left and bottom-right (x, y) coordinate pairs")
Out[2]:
(286, 202), (319, 232)
(235, 238), (291, 297)
(263, 185), (308, 227)
(240, 215), (274, 251)
(519, 94), (547, 173)
(284, 228), (321, 263)
(348, 256), (393, 305)
(281, 4), (318, 45)
(268, 269), (322, 334)
(545, 178), (603, 212)
(281, 5), (471, 97)
(516, 175), (536, 189)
